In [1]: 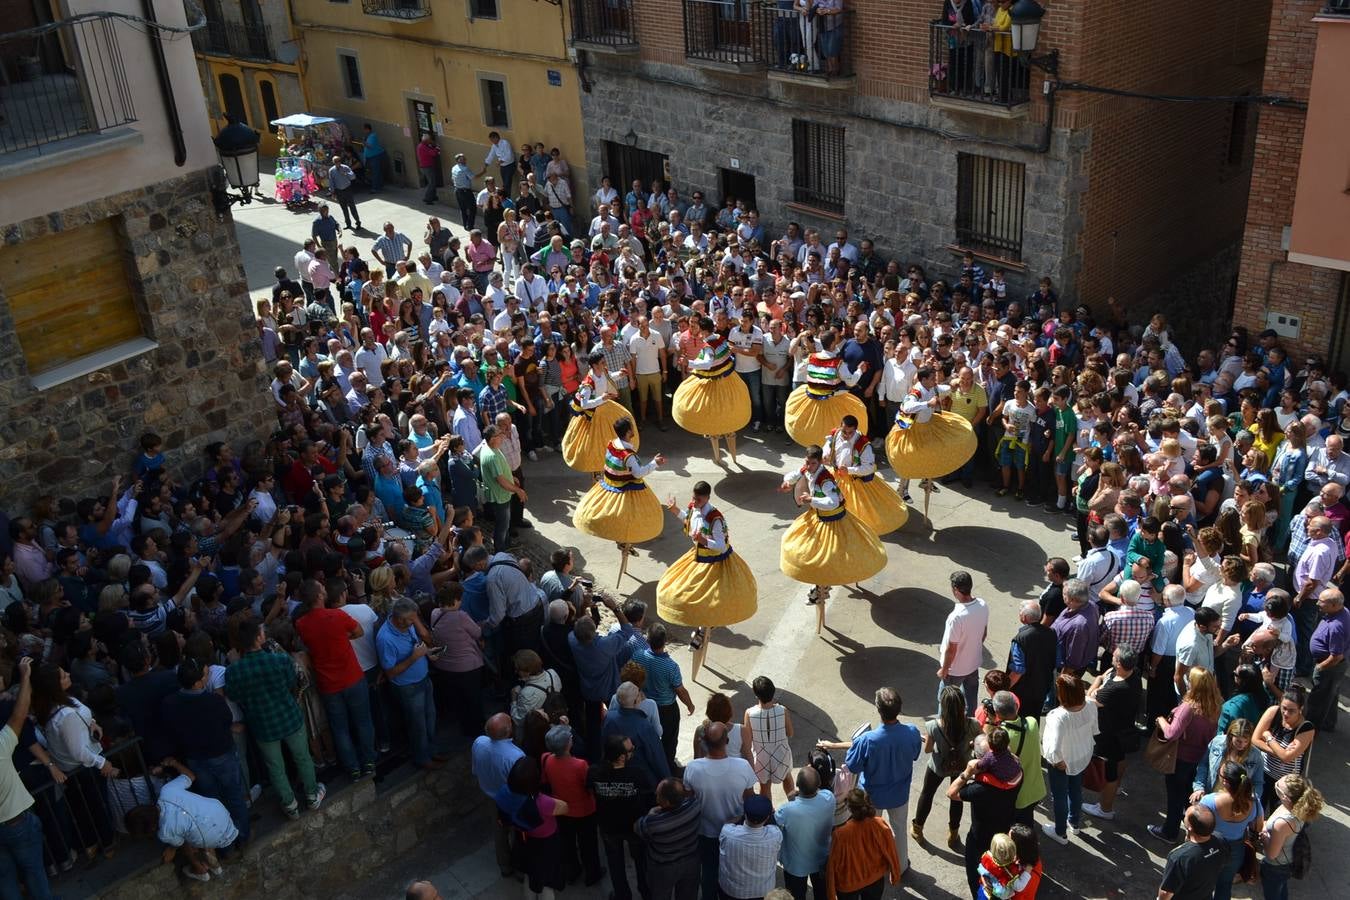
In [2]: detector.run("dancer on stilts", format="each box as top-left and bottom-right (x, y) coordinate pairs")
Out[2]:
(562, 349), (640, 474)
(573, 417), (665, 585)
(885, 366), (977, 516)
(672, 315), (750, 465)
(784, 328), (869, 448)
(826, 415), (909, 536)
(657, 480), (757, 680)
(778, 445), (886, 634)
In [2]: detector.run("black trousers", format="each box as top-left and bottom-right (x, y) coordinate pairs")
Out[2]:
(836, 876), (884, 900)
(602, 831), (650, 900)
(333, 187), (360, 228)
(558, 812), (602, 883)
(913, 766), (963, 830)
(783, 870), (827, 900)
(456, 188), (477, 230)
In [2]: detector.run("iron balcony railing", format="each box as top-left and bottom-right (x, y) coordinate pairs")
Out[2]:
(764, 6), (853, 79)
(190, 19), (273, 61)
(928, 21), (1030, 108)
(682, 0), (770, 65)
(362, 0), (432, 19)
(572, 0), (638, 46)
(1323, 0), (1349, 13)
(0, 15), (137, 155)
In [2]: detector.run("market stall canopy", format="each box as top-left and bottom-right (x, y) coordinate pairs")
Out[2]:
(270, 113), (338, 127)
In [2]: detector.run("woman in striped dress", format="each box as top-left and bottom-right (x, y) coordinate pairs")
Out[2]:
(784, 328), (869, 448)
(672, 315), (751, 465)
(1252, 684), (1316, 814)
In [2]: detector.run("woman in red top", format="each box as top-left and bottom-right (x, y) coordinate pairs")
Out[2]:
(541, 725), (601, 885)
(293, 579), (378, 779)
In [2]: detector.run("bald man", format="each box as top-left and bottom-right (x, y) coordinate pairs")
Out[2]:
(1295, 516), (1338, 682)
(776, 767), (834, 900)
(682, 722), (757, 900)
(406, 881), (443, 900)
(472, 713), (524, 876)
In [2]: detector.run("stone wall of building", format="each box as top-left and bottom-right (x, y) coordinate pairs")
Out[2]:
(94, 757), (477, 900)
(0, 168), (273, 511)
(579, 61), (1083, 300)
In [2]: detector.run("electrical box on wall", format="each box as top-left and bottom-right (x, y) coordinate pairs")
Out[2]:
(1265, 311), (1301, 339)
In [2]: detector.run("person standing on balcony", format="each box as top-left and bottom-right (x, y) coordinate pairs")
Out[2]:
(417, 133), (442, 205)
(362, 124), (386, 193)
(813, 0), (845, 76)
(794, 0), (819, 71)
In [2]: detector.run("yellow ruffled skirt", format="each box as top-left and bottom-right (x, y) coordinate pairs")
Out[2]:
(836, 472), (910, 536)
(656, 547), (758, 628)
(561, 400), (640, 473)
(779, 507), (886, 586)
(884, 412), (977, 480)
(573, 482), (664, 545)
(785, 387), (869, 448)
(673, 373), (751, 436)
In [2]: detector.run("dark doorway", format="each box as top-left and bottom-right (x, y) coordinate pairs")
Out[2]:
(603, 140), (669, 211)
(720, 168), (757, 213)
(218, 73), (248, 125)
(411, 100), (439, 185)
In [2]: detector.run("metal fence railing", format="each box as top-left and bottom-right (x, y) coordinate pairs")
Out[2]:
(190, 20), (273, 61)
(682, 0), (769, 65)
(764, 7), (853, 78)
(0, 15), (137, 155)
(361, 0), (432, 19)
(572, 0), (638, 46)
(928, 21), (1030, 107)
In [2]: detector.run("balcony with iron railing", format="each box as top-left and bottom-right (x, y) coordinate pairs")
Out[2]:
(764, 6), (854, 87)
(572, 0), (639, 52)
(190, 19), (273, 61)
(362, 0), (431, 19)
(928, 21), (1030, 115)
(682, 0), (853, 81)
(1322, 0), (1349, 13)
(0, 15), (137, 159)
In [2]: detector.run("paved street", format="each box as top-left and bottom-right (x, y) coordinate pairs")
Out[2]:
(231, 177), (1345, 900)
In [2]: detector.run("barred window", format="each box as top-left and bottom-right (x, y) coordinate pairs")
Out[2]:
(955, 153), (1026, 260)
(791, 120), (845, 214)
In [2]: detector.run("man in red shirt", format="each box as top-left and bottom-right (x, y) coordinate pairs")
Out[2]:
(294, 579), (378, 779)
(283, 440), (337, 503)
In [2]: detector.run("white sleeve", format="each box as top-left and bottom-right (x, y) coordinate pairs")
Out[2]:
(838, 360), (861, 387)
(901, 392), (928, 415)
(810, 479), (842, 512)
(849, 442), (877, 477)
(705, 517), (728, 553)
(55, 708), (106, 771)
(629, 453), (658, 479)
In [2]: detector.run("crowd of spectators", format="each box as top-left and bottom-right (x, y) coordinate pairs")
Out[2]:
(0, 162), (1344, 900)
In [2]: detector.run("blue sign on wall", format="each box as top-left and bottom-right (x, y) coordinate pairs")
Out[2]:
(547, 69), (562, 87)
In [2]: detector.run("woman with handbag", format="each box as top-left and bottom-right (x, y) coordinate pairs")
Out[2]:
(1261, 774), (1323, 900)
(1198, 762), (1265, 900)
(1039, 674), (1098, 845)
(911, 685), (980, 851)
(1081, 646), (1142, 822)
(1148, 666), (1221, 842)
(1252, 684), (1316, 814)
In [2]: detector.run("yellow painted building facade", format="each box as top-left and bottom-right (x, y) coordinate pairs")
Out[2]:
(291, 0), (587, 203)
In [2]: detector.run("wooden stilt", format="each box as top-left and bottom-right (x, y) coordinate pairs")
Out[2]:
(709, 436), (721, 466)
(691, 626), (713, 680)
(726, 433), (738, 466)
(616, 544), (630, 586)
(924, 479), (932, 518)
(816, 587), (827, 634)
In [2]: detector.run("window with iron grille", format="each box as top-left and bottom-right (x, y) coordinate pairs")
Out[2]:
(955, 153), (1025, 261)
(791, 120), (845, 214)
(339, 51), (364, 100)
(480, 77), (510, 128)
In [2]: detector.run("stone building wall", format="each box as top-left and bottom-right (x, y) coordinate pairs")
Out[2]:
(0, 168), (273, 510)
(579, 61), (1083, 300)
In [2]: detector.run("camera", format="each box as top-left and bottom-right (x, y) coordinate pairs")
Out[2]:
(981, 698), (996, 720)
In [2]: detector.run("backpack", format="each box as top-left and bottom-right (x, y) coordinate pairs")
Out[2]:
(519, 669), (569, 721)
(1290, 826), (1312, 879)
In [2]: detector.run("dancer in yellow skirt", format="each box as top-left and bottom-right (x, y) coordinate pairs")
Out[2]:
(673, 315), (750, 465)
(657, 480), (757, 678)
(784, 328), (870, 448)
(826, 415), (909, 536)
(573, 417), (665, 584)
(778, 445), (886, 633)
(884, 366), (977, 514)
(562, 350), (639, 474)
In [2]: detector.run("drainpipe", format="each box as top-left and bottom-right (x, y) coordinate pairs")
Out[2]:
(142, 0), (188, 166)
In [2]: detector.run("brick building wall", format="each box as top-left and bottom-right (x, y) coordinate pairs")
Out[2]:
(0, 169), (273, 510)
(1232, 0), (1346, 363)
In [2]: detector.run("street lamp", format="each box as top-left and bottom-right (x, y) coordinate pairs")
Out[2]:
(1009, 0), (1059, 75)
(625, 128), (639, 147)
(210, 115), (261, 215)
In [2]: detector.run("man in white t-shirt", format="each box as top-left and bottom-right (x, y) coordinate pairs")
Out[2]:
(682, 721), (757, 900)
(294, 240), (316, 304)
(627, 317), (667, 431)
(728, 310), (765, 431)
(128, 757), (238, 882)
(937, 570), (989, 714)
(760, 319), (792, 432)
